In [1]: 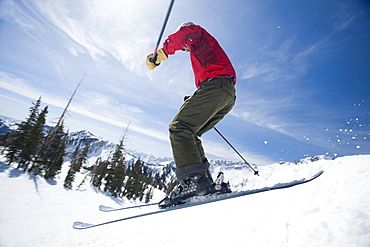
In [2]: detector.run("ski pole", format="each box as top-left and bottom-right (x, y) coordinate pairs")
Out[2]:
(213, 127), (259, 176)
(152, 0), (175, 59)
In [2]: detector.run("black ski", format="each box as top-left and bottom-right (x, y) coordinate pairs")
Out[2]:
(73, 170), (323, 230)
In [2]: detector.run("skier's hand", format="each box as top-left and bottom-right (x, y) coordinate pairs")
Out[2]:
(146, 48), (168, 70)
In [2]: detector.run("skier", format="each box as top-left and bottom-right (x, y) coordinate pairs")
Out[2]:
(146, 22), (236, 205)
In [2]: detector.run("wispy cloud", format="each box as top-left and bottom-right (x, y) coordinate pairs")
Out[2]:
(0, 70), (171, 144)
(0, 72), (42, 99)
(241, 36), (316, 83)
(330, 0), (368, 32)
(31, 0), (167, 75)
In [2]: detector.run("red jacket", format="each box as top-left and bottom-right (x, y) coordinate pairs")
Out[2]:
(162, 25), (236, 88)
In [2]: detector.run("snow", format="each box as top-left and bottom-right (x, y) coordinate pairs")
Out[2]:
(1, 155), (370, 247)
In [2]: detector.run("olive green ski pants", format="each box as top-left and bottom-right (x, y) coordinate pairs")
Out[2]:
(169, 78), (236, 180)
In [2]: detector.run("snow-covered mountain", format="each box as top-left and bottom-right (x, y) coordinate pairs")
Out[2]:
(1, 154), (369, 246)
(66, 129), (174, 166)
(0, 115), (20, 134)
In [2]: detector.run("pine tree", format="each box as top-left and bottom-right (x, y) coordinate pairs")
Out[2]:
(91, 157), (108, 188)
(64, 144), (81, 189)
(4, 131), (21, 165)
(144, 187), (153, 203)
(103, 137), (126, 197)
(126, 159), (143, 200)
(124, 159), (154, 201)
(153, 173), (164, 190)
(64, 142), (90, 189)
(18, 97), (43, 169)
(37, 75), (84, 178)
(0, 132), (11, 148)
(43, 124), (67, 179)
(4, 97), (47, 170)
(23, 105), (48, 170)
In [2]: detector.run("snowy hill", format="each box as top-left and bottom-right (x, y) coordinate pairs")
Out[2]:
(0, 115), (20, 134)
(1, 154), (369, 247)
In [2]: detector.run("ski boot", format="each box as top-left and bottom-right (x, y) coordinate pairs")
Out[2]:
(159, 172), (231, 208)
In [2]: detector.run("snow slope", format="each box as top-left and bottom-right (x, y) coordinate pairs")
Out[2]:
(1, 155), (369, 247)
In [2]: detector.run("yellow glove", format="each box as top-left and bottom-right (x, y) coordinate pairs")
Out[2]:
(146, 48), (168, 70)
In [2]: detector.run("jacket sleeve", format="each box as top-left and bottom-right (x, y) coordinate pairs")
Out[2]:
(162, 26), (202, 55)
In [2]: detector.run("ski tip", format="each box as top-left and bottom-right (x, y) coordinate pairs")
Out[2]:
(99, 205), (115, 212)
(315, 170), (324, 177)
(73, 221), (94, 230)
(305, 170), (324, 182)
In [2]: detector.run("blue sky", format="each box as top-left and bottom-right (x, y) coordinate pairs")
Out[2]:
(0, 0), (369, 165)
